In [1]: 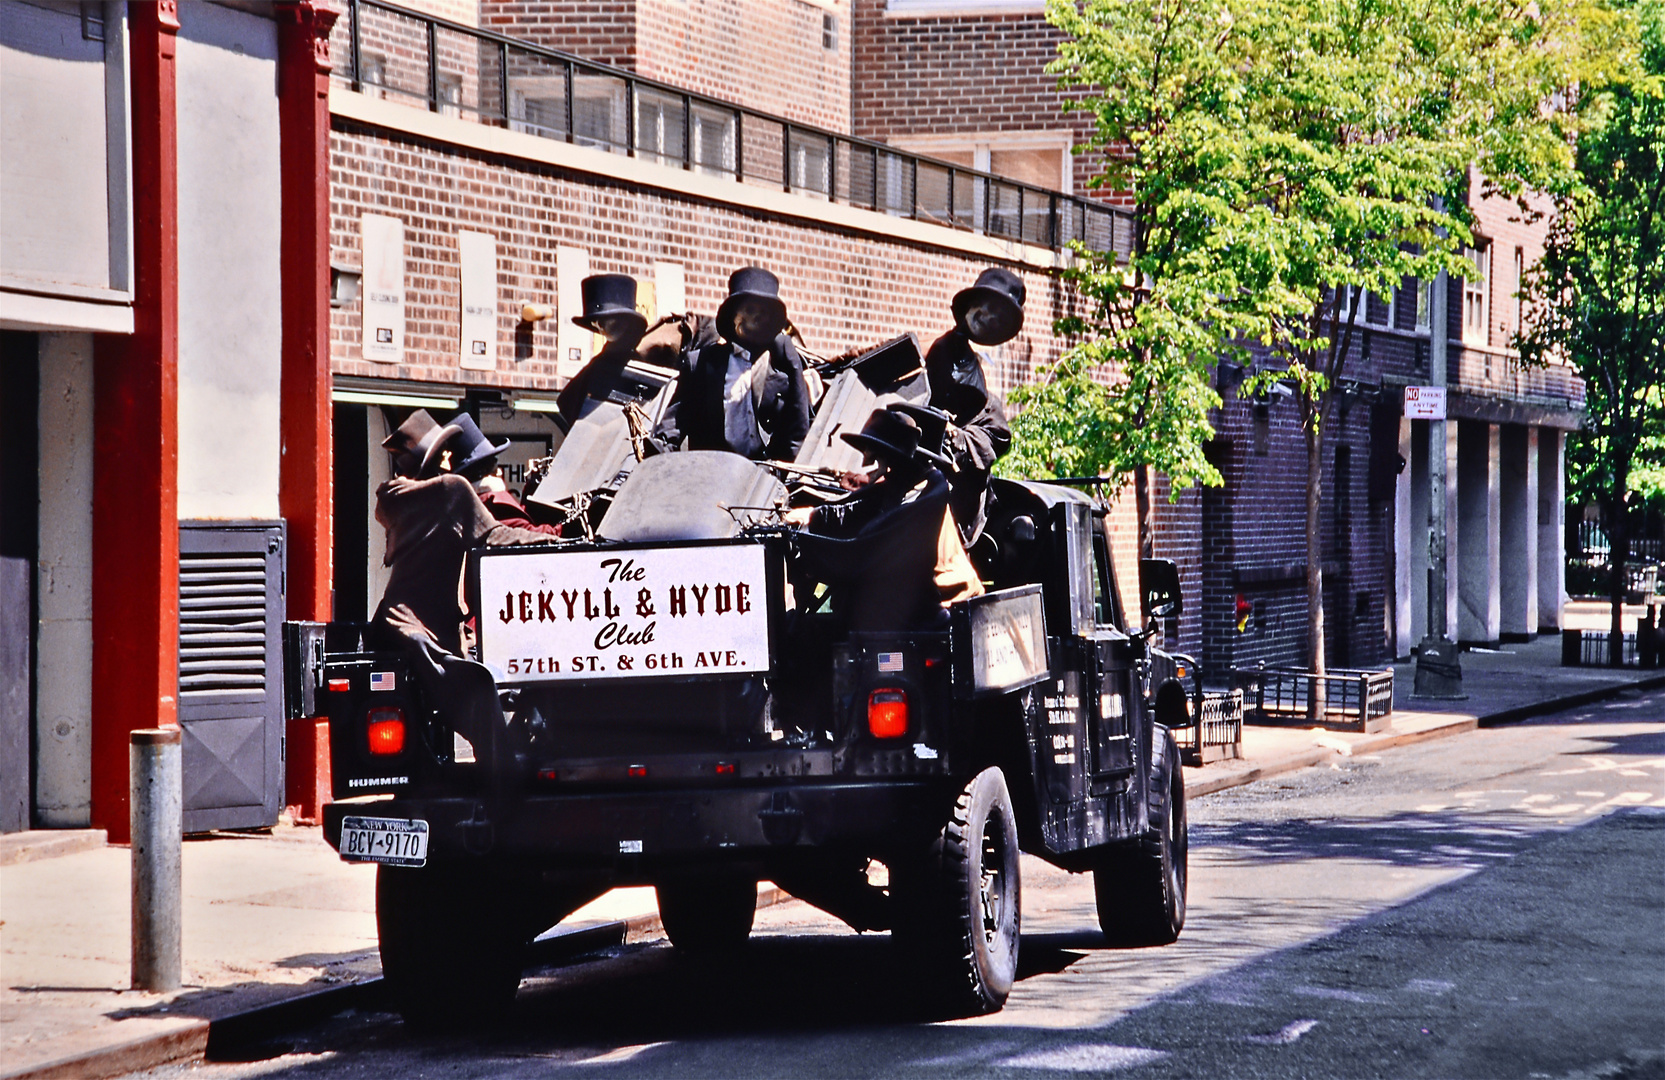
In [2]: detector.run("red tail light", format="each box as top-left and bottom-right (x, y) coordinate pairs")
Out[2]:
(868, 689), (909, 739)
(366, 707), (406, 756)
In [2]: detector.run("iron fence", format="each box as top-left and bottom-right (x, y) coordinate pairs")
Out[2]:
(1174, 689), (1243, 766)
(1562, 628), (1656, 667)
(332, 0), (1133, 257)
(1232, 665), (1395, 727)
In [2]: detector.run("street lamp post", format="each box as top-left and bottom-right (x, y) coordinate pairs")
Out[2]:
(1415, 267), (1466, 698)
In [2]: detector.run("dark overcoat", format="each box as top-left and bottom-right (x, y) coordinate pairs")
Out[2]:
(652, 334), (813, 460)
(924, 330), (1012, 542)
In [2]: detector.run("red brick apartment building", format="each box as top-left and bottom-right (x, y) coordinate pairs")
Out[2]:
(0, 0), (1580, 836)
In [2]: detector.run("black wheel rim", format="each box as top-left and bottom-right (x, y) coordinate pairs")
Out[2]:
(979, 807), (1009, 944)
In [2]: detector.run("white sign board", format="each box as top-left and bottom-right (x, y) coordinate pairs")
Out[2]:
(458, 230), (497, 371)
(654, 261), (686, 318)
(1404, 385), (1447, 420)
(556, 245), (590, 381)
(477, 544), (772, 682)
(360, 213), (405, 364)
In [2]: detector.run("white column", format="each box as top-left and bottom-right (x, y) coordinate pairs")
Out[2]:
(1458, 420), (1501, 643)
(1499, 424), (1538, 638)
(1538, 428), (1566, 630)
(35, 332), (96, 828)
(1395, 413), (1415, 658)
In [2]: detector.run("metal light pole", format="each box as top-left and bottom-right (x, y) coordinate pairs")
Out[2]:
(1415, 268), (1465, 698)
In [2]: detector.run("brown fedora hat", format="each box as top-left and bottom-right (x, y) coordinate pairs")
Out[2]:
(840, 407), (921, 465)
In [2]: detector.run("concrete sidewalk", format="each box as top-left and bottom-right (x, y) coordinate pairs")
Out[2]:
(3, 637), (1661, 1080)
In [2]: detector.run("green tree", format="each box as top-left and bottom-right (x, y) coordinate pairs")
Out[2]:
(1028, 0), (1606, 682)
(1519, 0), (1665, 663)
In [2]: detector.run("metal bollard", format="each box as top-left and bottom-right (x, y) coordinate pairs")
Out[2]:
(131, 727), (182, 992)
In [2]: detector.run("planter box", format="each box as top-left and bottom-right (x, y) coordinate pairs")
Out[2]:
(1231, 665), (1394, 733)
(1176, 689), (1244, 766)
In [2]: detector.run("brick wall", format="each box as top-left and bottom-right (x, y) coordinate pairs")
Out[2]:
(849, 0), (1116, 202)
(328, 118), (1076, 395)
(480, 0), (852, 133)
(480, 1), (638, 68)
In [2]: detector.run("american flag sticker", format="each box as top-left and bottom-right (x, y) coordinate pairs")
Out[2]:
(876, 652), (904, 673)
(370, 671), (396, 692)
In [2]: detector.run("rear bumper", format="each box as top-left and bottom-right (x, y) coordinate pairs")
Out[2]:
(324, 780), (948, 864)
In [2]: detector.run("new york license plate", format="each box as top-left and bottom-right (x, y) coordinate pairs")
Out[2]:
(339, 816), (429, 866)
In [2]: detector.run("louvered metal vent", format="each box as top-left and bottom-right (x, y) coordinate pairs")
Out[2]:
(179, 552), (269, 698)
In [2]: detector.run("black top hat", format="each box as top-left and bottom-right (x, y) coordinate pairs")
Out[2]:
(951, 267), (1025, 346)
(886, 402), (954, 469)
(441, 413), (512, 479)
(573, 274), (648, 337)
(841, 407), (921, 466)
(716, 266), (789, 346)
(381, 409), (462, 479)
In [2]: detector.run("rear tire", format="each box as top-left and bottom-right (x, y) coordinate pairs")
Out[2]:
(656, 873), (757, 953)
(1093, 732), (1187, 945)
(377, 863), (529, 1026)
(895, 766), (1021, 1014)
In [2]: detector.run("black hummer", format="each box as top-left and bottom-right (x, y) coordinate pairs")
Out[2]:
(288, 454), (1196, 1024)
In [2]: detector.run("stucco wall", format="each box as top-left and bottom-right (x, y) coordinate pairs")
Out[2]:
(174, 2), (284, 520)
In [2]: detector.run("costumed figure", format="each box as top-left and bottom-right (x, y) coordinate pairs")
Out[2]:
(374, 410), (555, 655)
(554, 273), (651, 427)
(652, 266), (812, 460)
(785, 408), (951, 634)
(922, 266), (1023, 546)
(443, 413), (559, 536)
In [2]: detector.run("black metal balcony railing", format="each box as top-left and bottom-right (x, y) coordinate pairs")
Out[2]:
(332, 0), (1135, 257)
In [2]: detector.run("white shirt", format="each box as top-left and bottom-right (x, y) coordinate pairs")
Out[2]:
(722, 344), (767, 458)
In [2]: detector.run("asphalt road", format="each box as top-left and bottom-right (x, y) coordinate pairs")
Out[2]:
(132, 687), (1665, 1080)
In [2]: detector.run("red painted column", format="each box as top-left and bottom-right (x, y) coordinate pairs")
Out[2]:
(91, 1), (181, 844)
(278, 2), (340, 823)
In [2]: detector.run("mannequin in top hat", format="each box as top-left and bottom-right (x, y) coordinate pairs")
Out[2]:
(554, 274), (650, 427)
(784, 408), (950, 634)
(373, 409), (555, 655)
(651, 266), (813, 461)
(922, 267), (1020, 546)
(439, 413), (560, 536)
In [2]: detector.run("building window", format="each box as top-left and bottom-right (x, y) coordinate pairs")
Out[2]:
(1462, 244), (1490, 346)
(885, 0), (1046, 14)
(1415, 277), (1432, 331)
(823, 12), (838, 49)
(360, 53), (387, 100)
(437, 74), (462, 119)
(887, 131), (1072, 194)
(1513, 246), (1525, 338)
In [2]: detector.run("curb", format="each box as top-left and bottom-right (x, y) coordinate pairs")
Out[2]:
(1184, 672), (1665, 801)
(0, 885), (797, 1080)
(0, 830), (108, 867)
(1475, 672), (1665, 727)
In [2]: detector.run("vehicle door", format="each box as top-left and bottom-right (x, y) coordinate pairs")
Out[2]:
(1087, 515), (1136, 786)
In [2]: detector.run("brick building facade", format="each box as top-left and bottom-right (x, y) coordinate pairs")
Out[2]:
(478, 0), (853, 133)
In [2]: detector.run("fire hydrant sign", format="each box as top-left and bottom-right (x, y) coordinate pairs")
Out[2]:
(476, 544), (771, 682)
(1404, 385), (1447, 419)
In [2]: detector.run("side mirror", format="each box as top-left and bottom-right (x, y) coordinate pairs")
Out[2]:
(1140, 558), (1183, 622)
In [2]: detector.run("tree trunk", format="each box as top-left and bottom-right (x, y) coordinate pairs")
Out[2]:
(1609, 485), (1629, 667)
(1306, 414), (1327, 719)
(1136, 463), (1155, 562)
